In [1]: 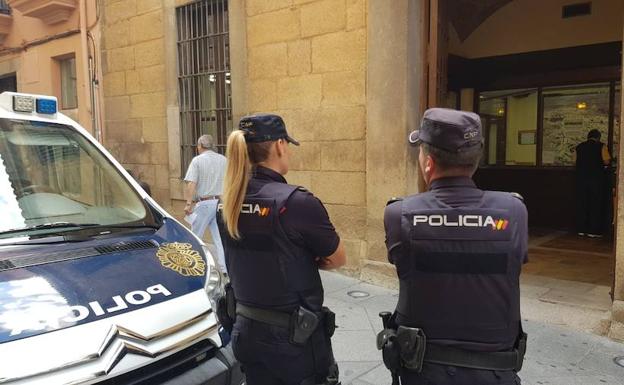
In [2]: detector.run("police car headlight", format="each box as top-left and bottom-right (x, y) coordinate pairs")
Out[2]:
(203, 246), (225, 309)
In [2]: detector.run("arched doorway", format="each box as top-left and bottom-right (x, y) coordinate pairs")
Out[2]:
(425, 0), (624, 336)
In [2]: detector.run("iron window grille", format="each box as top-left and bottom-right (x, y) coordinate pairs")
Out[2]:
(176, 0), (232, 176)
(0, 0), (10, 15)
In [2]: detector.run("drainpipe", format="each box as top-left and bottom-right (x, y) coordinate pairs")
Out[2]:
(79, 0), (96, 139)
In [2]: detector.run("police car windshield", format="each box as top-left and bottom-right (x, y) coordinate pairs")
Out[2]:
(0, 119), (152, 238)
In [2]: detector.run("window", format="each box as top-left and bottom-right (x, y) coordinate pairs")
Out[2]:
(59, 57), (78, 109)
(0, 119), (152, 235)
(542, 83), (610, 166)
(0, 74), (16, 93)
(477, 82), (619, 168)
(176, 0), (232, 175)
(0, 0), (10, 15)
(479, 89), (538, 166)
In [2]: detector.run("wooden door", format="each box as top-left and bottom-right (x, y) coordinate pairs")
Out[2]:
(427, 0), (449, 108)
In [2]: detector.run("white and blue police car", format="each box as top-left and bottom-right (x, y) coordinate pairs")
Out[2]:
(0, 92), (243, 384)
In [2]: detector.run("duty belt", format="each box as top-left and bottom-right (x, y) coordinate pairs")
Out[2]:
(236, 303), (290, 328)
(236, 303), (337, 346)
(424, 343), (525, 371)
(377, 312), (527, 381)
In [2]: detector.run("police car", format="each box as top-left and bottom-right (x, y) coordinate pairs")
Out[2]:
(0, 92), (243, 384)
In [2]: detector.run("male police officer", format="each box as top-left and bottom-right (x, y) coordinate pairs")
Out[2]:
(379, 108), (528, 385)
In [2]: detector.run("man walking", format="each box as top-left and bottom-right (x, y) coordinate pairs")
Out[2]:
(184, 134), (227, 273)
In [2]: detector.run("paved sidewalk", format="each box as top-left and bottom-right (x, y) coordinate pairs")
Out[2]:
(321, 271), (624, 385)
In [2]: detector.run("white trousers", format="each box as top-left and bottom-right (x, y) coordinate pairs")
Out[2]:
(191, 199), (227, 274)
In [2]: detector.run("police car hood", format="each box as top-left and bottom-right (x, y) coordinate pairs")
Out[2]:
(0, 219), (209, 345)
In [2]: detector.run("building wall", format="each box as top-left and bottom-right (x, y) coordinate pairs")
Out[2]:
(0, 0), (98, 131)
(362, 0), (423, 282)
(505, 92), (537, 165)
(100, 0), (171, 209)
(101, 0), (422, 269)
(233, 0), (369, 267)
(449, 0), (623, 59)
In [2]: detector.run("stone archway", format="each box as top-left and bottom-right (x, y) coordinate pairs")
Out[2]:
(610, 27), (624, 341)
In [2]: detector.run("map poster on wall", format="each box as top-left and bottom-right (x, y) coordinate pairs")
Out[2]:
(0, 154), (25, 232)
(543, 107), (608, 166)
(542, 151), (555, 165)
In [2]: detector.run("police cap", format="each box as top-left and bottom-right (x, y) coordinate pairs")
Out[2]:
(239, 114), (300, 146)
(408, 108), (483, 152)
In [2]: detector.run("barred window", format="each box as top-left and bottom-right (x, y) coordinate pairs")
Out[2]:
(0, 0), (10, 15)
(59, 57), (78, 110)
(176, 0), (232, 176)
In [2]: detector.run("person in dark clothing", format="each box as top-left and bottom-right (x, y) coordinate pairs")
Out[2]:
(380, 108), (528, 385)
(218, 114), (346, 385)
(575, 129), (611, 237)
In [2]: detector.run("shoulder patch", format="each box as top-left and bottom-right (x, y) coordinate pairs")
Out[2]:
(386, 197), (403, 206)
(510, 192), (524, 202)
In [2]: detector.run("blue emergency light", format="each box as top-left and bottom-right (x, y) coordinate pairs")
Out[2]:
(36, 98), (57, 114)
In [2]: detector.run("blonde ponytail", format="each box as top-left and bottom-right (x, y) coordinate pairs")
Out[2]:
(222, 130), (251, 239)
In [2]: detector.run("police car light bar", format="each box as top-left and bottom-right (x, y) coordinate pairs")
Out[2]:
(13, 95), (35, 113)
(0, 92), (59, 115)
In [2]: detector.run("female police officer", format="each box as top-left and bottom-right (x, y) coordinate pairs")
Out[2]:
(219, 114), (346, 385)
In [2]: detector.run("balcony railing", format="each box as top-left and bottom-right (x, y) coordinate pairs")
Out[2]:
(0, 0), (10, 15)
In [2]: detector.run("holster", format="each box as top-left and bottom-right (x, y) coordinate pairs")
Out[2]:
(299, 310), (340, 385)
(216, 283), (236, 333)
(376, 328), (401, 375)
(514, 329), (528, 372)
(289, 306), (320, 345)
(321, 307), (337, 338)
(235, 302), (339, 382)
(396, 326), (427, 373)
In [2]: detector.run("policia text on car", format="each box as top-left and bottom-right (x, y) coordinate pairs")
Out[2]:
(215, 114), (347, 385)
(378, 109), (528, 385)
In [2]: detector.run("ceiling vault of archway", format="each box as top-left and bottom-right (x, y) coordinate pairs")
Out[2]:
(449, 0), (514, 41)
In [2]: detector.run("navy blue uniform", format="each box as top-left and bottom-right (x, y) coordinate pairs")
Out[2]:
(220, 166), (339, 385)
(384, 177), (528, 385)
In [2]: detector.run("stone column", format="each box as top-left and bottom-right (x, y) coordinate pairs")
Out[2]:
(460, 88), (475, 112)
(610, 28), (624, 341)
(363, 0), (422, 284)
(164, 0), (182, 206)
(228, 0), (248, 123)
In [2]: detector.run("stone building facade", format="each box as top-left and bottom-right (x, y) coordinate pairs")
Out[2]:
(241, 0), (369, 270)
(0, 0), (100, 133)
(98, 0), (624, 340)
(100, 0), (379, 273)
(101, 0), (170, 206)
